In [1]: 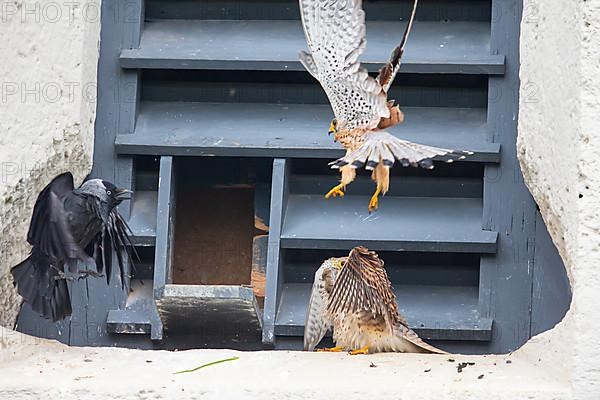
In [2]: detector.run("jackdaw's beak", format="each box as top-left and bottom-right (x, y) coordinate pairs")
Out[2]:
(115, 188), (133, 201)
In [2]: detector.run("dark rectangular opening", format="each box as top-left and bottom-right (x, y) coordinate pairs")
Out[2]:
(133, 155), (160, 190)
(125, 246), (155, 308)
(170, 157), (273, 305)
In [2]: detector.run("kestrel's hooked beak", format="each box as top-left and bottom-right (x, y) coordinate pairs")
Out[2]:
(334, 257), (348, 270)
(328, 119), (337, 141)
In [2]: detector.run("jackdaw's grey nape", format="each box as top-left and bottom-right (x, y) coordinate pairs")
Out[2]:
(11, 172), (136, 322)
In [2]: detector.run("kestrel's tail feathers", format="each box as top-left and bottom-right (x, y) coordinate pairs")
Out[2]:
(330, 131), (473, 171)
(394, 322), (448, 354)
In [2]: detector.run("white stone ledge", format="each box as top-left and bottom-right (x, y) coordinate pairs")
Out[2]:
(0, 328), (570, 400)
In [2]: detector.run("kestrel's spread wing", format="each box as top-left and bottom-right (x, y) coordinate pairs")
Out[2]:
(327, 246), (404, 330)
(376, 0), (418, 93)
(299, 0), (390, 132)
(298, 0), (472, 211)
(303, 257), (345, 351)
(305, 246), (446, 354)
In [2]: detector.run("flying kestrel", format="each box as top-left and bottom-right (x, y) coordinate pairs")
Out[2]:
(298, 0), (472, 211)
(304, 246), (446, 354)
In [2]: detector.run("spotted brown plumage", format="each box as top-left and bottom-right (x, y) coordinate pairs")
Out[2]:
(298, 0), (472, 211)
(303, 257), (346, 351)
(304, 246), (447, 354)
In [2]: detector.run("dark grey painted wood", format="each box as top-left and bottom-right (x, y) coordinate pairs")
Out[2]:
(477, 0), (539, 353)
(262, 158), (289, 346)
(280, 195), (497, 253)
(121, 20), (505, 74)
(254, 182), (272, 229)
(289, 175), (483, 198)
(128, 190), (158, 246)
(115, 103), (500, 162)
(78, 0), (145, 345)
(135, 169), (159, 191)
(153, 156), (174, 293)
(530, 211), (571, 336)
(15, 293), (72, 343)
(141, 74), (489, 109)
(283, 254), (480, 287)
(151, 156), (175, 340)
(146, 0), (492, 22)
(107, 309), (151, 334)
(275, 283), (492, 341)
(106, 278), (154, 335)
(156, 285), (262, 336)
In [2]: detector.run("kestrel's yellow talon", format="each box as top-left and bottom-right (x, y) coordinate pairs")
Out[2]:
(317, 346), (344, 352)
(349, 346), (370, 355)
(325, 183), (345, 199)
(368, 186), (382, 213)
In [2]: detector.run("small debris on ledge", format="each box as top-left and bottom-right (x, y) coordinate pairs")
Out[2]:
(457, 362), (475, 373)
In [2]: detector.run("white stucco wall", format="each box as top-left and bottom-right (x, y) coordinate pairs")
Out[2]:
(0, 0), (100, 327)
(517, 0), (600, 398)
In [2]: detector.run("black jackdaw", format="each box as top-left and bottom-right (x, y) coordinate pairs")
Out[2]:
(11, 172), (135, 322)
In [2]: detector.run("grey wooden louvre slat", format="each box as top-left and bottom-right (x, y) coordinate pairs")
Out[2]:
(289, 175), (483, 198)
(263, 159), (289, 346)
(107, 309), (151, 334)
(155, 285), (263, 334)
(275, 283), (493, 341)
(107, 280), (155, 335)
(120, 20), (505, 74)
(127, 190), (158, 246)
(280, 195), (498, 253)
(145, 0), (492, 22)
(116, 103), (500, 162)
(152, 156), (175, 340)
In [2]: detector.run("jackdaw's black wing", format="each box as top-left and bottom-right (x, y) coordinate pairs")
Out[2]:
(13, 172), (77, 321)
(87, 208), (136, 292)
(26, 172), (83, 262)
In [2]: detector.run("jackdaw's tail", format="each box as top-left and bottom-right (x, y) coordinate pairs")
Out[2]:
(11, 251), (72, 322)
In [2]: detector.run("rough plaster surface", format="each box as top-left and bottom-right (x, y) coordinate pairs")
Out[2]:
(0, 0), (100, 327)
(0, 327), (571, 399)
(517, 1), (600, 399)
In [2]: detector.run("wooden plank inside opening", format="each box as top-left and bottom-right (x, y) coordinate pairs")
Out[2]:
(172, 186), (259, 286)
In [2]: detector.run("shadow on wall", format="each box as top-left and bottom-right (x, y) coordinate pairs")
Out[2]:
(530, 209), (572, 337)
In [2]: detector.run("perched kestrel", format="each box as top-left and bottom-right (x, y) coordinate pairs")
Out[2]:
(304, 246), (446, 354)
(298, 0), (472, 211)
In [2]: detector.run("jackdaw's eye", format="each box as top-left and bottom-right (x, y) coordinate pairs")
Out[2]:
(106, 190), (112, 196)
